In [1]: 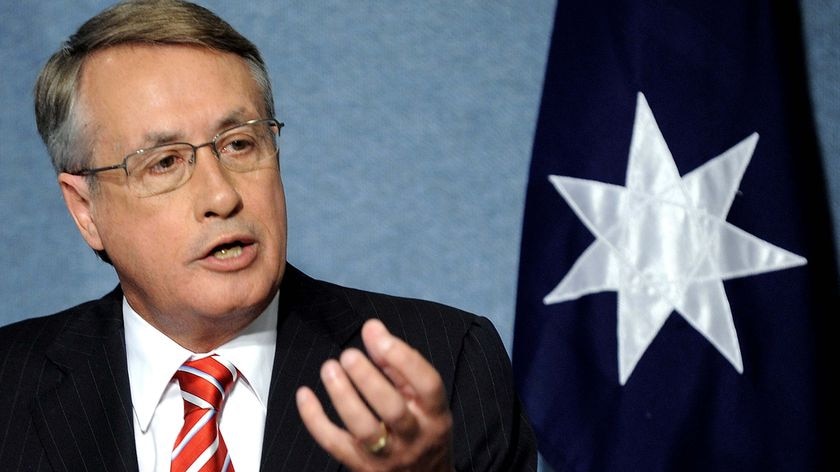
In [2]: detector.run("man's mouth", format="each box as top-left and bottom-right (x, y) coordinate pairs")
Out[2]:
(208, 239), (253, 260)
(213, 242), (243, 259)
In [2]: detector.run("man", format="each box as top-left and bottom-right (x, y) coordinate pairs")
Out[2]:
(0, 1), (536, 470)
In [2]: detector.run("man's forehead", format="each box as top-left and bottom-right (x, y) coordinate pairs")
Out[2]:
(78, 43), (260, 99)
(78, 44), (265, 148)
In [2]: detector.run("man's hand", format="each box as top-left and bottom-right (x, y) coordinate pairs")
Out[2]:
(296, 319), (454, 471)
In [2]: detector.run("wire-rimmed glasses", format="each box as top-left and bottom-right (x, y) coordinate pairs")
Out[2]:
(70, 118), (283, 197)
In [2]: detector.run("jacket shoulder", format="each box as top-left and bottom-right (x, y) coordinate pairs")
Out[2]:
(304, 270), (482, 345)
(0, 288), (124, 367)
(294, 268), (500, 381)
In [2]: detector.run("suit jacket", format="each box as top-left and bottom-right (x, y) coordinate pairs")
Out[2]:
(0, 265), (536, 471)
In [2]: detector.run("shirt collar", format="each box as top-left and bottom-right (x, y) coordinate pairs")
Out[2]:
(124, 292), (278, 432)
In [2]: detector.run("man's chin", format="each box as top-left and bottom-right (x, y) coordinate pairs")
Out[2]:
(190, 287), (275, 320)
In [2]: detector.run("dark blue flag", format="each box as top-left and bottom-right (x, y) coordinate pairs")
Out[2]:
(513, 2), (838, 471)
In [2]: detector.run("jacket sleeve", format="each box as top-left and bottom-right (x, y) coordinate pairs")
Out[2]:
(449, 316), (538, 472)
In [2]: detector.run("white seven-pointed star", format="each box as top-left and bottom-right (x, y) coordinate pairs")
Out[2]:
(544, 92), (807, 385)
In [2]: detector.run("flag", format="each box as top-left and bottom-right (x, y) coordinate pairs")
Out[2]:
(513, 1), (838, 471)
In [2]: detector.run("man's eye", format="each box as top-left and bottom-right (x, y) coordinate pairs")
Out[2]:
(148, 154), (183, 174)
(222, 137), (257, 154)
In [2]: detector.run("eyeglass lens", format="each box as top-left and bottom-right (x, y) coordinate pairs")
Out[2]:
(127, 120), (280, 196)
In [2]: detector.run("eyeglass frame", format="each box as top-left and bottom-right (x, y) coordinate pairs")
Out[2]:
(68, 117), (284, 194)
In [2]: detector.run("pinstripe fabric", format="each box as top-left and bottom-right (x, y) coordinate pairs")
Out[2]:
(0, 264), (536, 471)
(0, 288), (138, 471)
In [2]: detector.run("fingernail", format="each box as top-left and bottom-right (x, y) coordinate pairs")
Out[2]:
(341, 349), (360, 367)
(377, 336), (393, 353)
(323, 362), (339, 380)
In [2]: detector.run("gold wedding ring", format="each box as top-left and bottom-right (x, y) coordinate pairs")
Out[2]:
(366, 421), (389, 454)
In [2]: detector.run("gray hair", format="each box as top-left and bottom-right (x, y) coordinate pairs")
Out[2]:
(34, 0), (276, 174)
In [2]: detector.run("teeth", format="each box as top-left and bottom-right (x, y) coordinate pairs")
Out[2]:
(213, 244), (243, 259)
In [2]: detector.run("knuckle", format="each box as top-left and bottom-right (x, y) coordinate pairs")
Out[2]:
(416, 373), (445, 402)
(381, 401), (408, 424)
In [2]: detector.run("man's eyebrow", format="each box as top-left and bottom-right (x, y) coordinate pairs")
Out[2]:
(139, 131), (184, 148)
(214, 109), (252, 132)
(134, 109), (255, 149)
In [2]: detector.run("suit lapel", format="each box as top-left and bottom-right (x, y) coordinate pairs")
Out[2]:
(31, 288), (139, 471)
(260, 266), (364, 471)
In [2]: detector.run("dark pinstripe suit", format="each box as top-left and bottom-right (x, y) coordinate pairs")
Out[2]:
(0, 265), (536, 471)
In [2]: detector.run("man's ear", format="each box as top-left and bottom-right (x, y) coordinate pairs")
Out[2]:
(58, 173), (105, 251)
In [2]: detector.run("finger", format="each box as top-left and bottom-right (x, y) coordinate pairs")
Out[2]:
(295, 386), (366, 468)
(361, 319), (448, 415)
(320, 359), (387, 448)
(340, 348), (418, 436)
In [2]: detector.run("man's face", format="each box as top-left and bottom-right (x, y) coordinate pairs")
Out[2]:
(63, 45), (287, 345)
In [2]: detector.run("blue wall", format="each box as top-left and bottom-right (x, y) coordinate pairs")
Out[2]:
(0, 0), (837, 358)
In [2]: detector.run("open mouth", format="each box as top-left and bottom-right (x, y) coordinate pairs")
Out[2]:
(210, 240), (250, 260)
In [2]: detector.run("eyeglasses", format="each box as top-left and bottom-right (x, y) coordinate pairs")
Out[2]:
(70, 118), (284, 197)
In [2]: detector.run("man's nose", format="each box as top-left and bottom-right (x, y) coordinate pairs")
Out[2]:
(190, 145), (242, 220)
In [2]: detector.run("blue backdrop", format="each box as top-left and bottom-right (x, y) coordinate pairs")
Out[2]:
(0, 0), (837, 360)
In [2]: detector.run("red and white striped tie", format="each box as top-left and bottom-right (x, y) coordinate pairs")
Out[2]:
(172, 355), (237, 472)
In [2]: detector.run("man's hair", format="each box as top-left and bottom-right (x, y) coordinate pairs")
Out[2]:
(34, 0), (276, 175)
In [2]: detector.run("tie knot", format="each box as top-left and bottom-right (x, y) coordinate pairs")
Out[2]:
(175, 355), (238, 413)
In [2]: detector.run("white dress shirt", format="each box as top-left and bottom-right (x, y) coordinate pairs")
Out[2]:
(124, 294), (278, 472)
